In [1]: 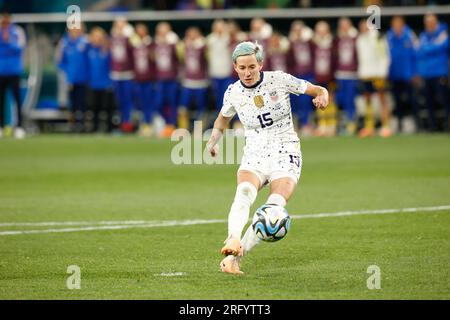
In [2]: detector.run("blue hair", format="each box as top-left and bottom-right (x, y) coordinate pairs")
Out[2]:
(231, 41), (264, 63)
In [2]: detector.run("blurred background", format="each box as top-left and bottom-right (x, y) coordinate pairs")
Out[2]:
(0, 0), (449, 138)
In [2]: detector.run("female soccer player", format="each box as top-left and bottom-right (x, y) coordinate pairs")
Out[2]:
(206, 41), (329, 274)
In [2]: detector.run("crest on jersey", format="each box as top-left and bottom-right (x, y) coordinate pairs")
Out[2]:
(253, 95), (264, 108)
(269, 91), (278, 102)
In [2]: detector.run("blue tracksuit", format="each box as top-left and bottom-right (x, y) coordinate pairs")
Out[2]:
(0, 23), (26, 127)
(58, 34), (89, 125)
(58, 34), (89, 85)
(387, 25), (417, 81)
(416, 23), (449, 130)
(87, 45), (111, 90)
(0, 24), (25, 76)
(387, 25), (419, 127)
(416, 23), (449, 79)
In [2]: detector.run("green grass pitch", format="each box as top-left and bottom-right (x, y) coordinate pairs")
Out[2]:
(0, 134), (449, 299)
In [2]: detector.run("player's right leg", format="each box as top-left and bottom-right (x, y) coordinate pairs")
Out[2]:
(220, 170), (260, 274)
(221, 170), (260, 256)
(220, 255), (244, 275)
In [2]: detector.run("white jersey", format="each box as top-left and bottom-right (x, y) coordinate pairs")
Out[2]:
(221, 70), (307, 140)
(356, 29), (390, 79)
(220, 71), (308, 184)
(206, 33), (232, 78)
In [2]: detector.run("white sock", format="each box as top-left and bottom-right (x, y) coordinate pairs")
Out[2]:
(241, 224), (261, 254)
(266, 193), (287, 207)
(227, 182), (257, 240)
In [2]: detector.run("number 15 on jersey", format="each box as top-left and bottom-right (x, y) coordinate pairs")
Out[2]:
(257, 112), (273, 129)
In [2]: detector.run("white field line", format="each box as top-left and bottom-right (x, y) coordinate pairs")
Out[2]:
(155, 272), (187, 277)
(0, 219), (227, 236)
(0, 205), (449, 236)
(0, 220), (155, 227)
(290, 205), (450, 219)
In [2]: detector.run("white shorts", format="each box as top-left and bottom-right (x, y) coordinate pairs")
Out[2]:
(238, 139), (302, 186)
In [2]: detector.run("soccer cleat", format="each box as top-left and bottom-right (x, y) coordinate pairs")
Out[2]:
(159, 125), (175, 138)
(138, 124), (153, 137)
(300, 124), (314, 137)
(14, 127), (26, 139)
(220, 237), (243, 257)
(379, 127), (393, 138)
(3, 126), (13, 137)
(345, 122), (357, 136)
(324, 125), (337, 137)
(358, 127), (375, 138)
(220, 255), (243, 275)
(120, 122), (135, 133)
(177, 107), (189, 130)
(313, 125), (326, 137)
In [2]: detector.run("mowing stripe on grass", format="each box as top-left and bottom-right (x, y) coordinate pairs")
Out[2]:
(0, 205), (449, 236)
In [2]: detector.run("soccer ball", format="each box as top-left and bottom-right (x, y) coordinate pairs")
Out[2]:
(252, 204), (291, 242)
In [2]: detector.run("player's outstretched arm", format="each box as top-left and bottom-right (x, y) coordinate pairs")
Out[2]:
(305, 83), (329, 110)
(206, 113), (233, 157)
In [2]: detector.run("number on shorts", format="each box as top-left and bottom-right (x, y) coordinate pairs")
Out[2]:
(289, 155), (300, 167)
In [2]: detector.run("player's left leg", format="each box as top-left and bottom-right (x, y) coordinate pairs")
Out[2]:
(240, 176), (297, 256)
(268, 176), (297, 203)
(240, 141), (302, 258)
